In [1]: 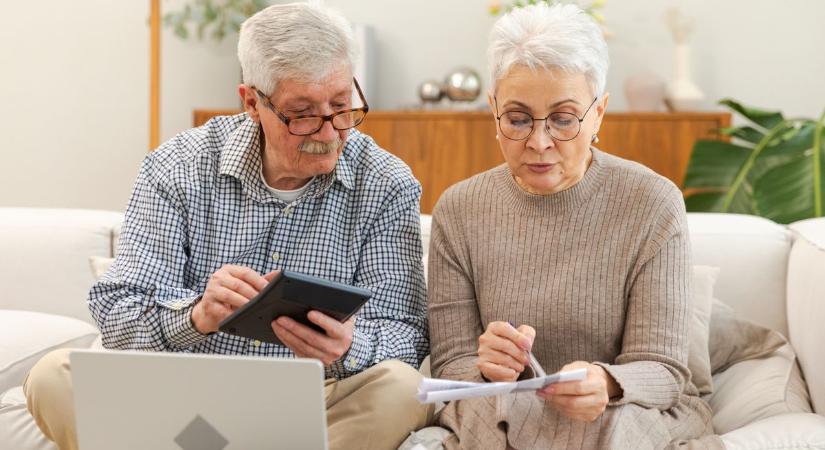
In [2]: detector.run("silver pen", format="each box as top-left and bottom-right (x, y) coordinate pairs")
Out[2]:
(527, 350), (546, 378)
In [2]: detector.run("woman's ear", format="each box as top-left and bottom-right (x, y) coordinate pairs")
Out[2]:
(593, 92), (610, 132)
(238, 84), (260, 123)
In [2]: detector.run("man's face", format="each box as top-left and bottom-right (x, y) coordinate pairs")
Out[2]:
(242, 67), (354, 186)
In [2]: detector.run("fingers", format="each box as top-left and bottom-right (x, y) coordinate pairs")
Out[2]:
(226, 265), (270, 293)
(516, 325), (536, 347)
(306, 311), (345, 337)
(477, 361), (518, 382)
(263, 270), (280, 282)
(489, 321), (532, 350)
(537, 362), (609, 423)
(272, 314), (354, 367)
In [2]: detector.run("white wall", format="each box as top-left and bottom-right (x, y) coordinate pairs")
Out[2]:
(0, 0), (149, 211)
(2, 0), (823, 211)
(326, 0), (825, 119)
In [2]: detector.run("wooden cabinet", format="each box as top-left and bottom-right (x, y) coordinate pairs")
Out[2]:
(194, 110), (730, 214)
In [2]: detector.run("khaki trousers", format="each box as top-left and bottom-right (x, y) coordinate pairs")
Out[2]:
(24, 348), (433, 450)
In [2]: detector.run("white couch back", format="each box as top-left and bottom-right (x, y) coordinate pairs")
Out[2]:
(687, 213), (792, 336)
(0, 208), (123, 323)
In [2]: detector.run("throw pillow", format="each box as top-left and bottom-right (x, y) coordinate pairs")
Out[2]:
(687, 265), (718, 395)
(709, 299), (787, 374)
(709, 343), (813, 434)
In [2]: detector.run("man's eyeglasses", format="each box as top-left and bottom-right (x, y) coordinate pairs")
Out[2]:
(494, 96), (598, 141)
(254, 78), (369, 136)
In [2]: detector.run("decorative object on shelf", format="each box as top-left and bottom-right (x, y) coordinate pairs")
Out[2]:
(443, 67), (482, 102)
(489, 0), (610, 37)
(663, 7), (705, 111)
(163, 0), (268, 41)
(418, 80), (444, 103)
(684, 99), (825, 224)
(623, 72), (666, 112)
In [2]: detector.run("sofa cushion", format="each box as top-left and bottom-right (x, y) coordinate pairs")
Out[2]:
(0, 387), (57, 450)
(0, 208), (123, 323)
(720, 412), (825, 450)
(709, 343), (812, 434)
(787, 217), (825, 415)
(688, 213), (791, 336)
(0, 310), (99, 394)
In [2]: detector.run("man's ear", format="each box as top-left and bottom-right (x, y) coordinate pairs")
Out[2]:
(239, 84), (260, 122)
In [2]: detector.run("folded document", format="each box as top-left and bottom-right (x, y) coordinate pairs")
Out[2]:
(416, 368), (588, 403)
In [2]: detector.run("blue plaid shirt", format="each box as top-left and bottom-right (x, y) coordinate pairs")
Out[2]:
(89, 114), (428, 379)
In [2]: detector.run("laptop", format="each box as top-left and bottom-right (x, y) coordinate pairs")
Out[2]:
(71, 350), (328, 450)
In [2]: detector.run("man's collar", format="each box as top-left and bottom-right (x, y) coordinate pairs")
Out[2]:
(219, 115), (355, 203)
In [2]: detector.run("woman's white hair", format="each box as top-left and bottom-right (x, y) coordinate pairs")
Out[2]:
(488, 3), (609, 97)
(237, 3), (357, 96)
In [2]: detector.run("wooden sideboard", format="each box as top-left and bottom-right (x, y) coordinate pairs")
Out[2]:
(194, 109), (730, 214)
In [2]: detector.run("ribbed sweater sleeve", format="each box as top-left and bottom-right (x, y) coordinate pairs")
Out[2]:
(428, 191), (485, 382)
(595, 188), (693, 409)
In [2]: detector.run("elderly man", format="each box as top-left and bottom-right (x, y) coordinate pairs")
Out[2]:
(23, 3), (432, 450)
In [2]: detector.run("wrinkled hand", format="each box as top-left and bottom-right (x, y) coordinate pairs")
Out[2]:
(536, 361), (621, 422)
(191, 265), (278, 334)
(272, 312), (355, 367)
(477, 321), (536, 382)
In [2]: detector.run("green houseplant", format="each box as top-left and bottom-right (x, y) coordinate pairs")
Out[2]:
(683, 99), (825, 224)
(164, 0), (268, 41)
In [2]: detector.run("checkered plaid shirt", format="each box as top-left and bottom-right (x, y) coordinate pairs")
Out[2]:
(89, 114), (428, 379)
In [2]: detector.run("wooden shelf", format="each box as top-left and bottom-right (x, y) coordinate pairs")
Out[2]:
(194, 109), (730, 214)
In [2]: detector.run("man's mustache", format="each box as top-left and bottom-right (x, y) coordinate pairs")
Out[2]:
(299, 138), (342, 155)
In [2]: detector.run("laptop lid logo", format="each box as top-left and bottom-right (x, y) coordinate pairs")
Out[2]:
(174, 414), (229, 450)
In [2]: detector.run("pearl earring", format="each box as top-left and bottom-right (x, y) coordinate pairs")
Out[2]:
(591, 134), (600, 144)
(495, 133), (500, 139)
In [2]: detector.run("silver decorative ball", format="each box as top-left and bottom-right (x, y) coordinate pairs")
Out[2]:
(443, 67), (482, 102)
(418, 80), (443, 102)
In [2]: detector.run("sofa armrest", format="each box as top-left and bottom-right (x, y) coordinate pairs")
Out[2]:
(787, 218), (825, 415)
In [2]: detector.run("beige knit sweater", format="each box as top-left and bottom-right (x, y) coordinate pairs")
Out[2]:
(428, 148), (722, 450)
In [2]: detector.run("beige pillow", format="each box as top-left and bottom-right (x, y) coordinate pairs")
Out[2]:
(709, 299), (787, 374)
(88, 256), (115, 279)
(688, 265), (718, 395)
(708, 343), (813, 434)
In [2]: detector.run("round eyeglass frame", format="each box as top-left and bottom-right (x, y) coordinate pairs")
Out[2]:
(494, 96), (598, 142)
(254, 77), (370, 136)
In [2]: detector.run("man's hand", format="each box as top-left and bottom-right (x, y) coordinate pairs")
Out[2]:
(191, 265), (278, 334)
(477, 321), (536, 382)
(271, 312), (355, 367)
(536, 361), (621, 422)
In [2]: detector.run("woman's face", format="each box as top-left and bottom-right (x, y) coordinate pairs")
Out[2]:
(490, 66), (608, 195)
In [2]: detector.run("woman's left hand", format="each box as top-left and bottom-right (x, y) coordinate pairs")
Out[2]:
(536, 361), (621, 422)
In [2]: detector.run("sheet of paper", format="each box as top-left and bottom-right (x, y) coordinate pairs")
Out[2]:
(416, 368), (588, 403)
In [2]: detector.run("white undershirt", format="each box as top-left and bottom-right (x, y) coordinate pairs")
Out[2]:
(260, 169), (314, 203)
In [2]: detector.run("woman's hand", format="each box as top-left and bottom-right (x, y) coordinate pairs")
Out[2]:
(477, 321), (536, 382)
(536, 361), (621, 422)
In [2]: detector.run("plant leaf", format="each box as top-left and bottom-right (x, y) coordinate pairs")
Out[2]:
(720, 125), (764, 145)
(753, 156), (816, 224)
(719, 98), (784, 131)
(683, 140), (752, 189)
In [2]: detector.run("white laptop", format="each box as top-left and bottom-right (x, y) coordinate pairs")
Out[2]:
(71, 350), (328, 450)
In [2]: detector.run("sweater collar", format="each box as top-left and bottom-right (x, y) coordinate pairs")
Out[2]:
(495, 147), (607, 216)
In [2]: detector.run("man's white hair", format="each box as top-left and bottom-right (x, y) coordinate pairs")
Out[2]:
(237, 2), (357, 96)
(487, 3), (609, 97)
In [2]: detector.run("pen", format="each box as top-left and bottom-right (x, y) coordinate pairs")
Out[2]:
(527, 350), (547, 378)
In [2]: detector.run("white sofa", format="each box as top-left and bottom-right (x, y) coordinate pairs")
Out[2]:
(2, 207), (825, 449)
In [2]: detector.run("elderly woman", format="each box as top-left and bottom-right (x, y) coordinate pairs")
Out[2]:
(427, 4), (721, 450)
